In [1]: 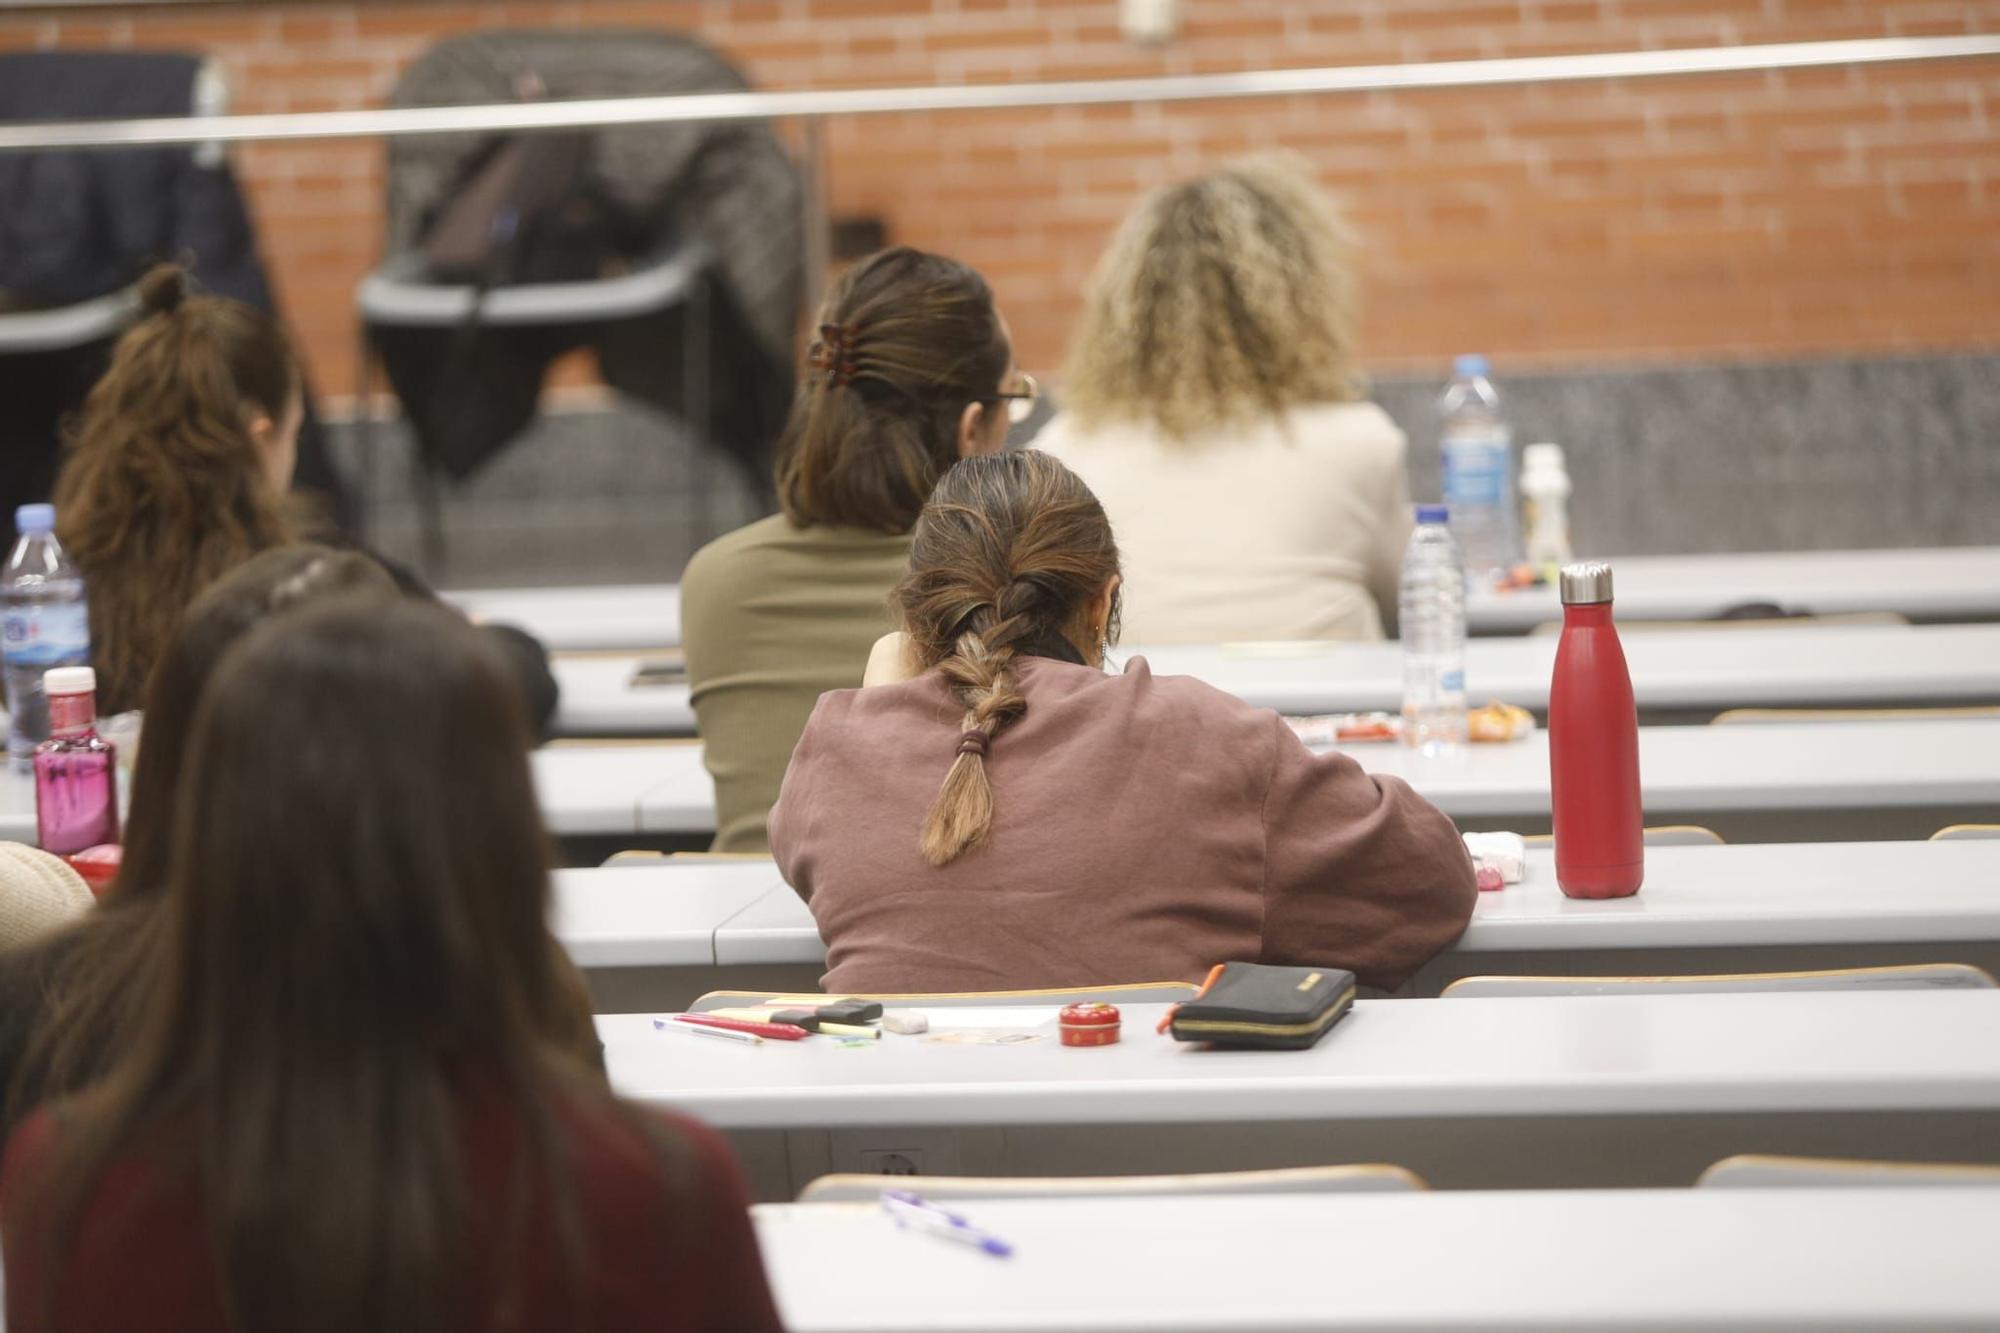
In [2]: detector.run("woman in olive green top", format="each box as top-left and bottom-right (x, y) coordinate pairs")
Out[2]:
(682, 247), (1033, 852)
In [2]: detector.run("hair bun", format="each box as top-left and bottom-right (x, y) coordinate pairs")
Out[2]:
(137, 264), (192, 316)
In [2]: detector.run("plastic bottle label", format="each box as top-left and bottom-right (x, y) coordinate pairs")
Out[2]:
(2, 602), (91, 667)
(1440, 669), (1465, 693)
(1442, 431), (1511, 510)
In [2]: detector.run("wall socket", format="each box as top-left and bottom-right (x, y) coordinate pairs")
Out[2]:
(830, 1129), (964, 1177)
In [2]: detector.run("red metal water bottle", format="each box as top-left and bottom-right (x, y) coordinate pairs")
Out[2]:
(1549, 562), (1643, 898)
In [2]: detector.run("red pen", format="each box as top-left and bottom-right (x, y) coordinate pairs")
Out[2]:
(672, 1013), (811, 1041)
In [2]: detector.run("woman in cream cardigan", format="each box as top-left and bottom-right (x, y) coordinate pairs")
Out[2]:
(1035, 155), (1412, 643)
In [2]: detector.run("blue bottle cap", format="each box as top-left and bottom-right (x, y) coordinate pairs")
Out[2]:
(14, 504), (54, 535)
(1415, 504), (1450, 525)
(1453, 354), (1489, 378)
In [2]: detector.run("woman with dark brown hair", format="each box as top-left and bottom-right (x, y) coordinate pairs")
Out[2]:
(0, 546), (597, 1135)
(0, 546), (397, 1130)
(682, 245), (1033, 852)
(1, 599), (779, 1333)
(770, 450), (1476, 994)
(53, 264), (305, 715)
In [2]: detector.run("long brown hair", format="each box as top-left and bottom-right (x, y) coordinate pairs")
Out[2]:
(53, 263), (303, 713)
(7, 546), (395, 1130)
(893, 451), (1122, 865)
(1063, 153), (1363, 440)
(28, 600), (616, 1332)
(774, 246), (1010, 533)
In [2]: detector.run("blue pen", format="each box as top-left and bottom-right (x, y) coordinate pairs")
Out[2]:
(880, 1189), (1014, 1258)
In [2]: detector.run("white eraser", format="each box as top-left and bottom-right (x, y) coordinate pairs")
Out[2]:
(881, 1010), (929, 1035)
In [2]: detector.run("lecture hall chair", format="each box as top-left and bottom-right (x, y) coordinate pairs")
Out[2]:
(1697, 1154), (2000, 1189)
(797, 1163), (1426, 1203)
(687, 981), (1203, 1012)
(1441, 962), (1998, 998)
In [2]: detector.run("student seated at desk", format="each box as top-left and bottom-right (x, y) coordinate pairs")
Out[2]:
(1035, 155), (1412, 642)
(770, 451), (1475, 994)
(1, 600), (780, 1333)
(50, 265), (556, 729)
(0, 548), (592, 1136)
(683, 246), (1030, 853)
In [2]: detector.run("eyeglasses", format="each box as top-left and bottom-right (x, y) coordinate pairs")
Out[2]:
(989, 370), (1039, 425)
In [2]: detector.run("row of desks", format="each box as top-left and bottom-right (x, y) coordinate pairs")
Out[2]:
(547, 622), (2000, 737)
(447, 544), (2000, 650)
(604, 987), (2000, 1194)
(753, 1188), (2000, 1331)
(5, 719), (1988, 847)
(558, 841), (2000, 1006)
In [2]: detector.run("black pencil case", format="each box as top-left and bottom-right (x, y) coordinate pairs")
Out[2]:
(1168, 963), (1357, 1050)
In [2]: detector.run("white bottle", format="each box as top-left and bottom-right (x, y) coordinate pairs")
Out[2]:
(1520, 442), (1574, 572)
(1399, 505), (1467, 755)
(1437, 354), (1519, 587)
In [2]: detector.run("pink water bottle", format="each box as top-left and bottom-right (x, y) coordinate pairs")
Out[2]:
(34, 666), (119, 855)
(1548, 562), (1643, 898)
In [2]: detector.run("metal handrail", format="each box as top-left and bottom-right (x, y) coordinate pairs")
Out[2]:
(0, 35), (1994, 152)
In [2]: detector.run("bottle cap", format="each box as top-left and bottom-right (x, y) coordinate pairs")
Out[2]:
(1414, 503), (1449, 525)
(1522, 443), (1565, 471)
(1559, 562), (1614, 605)
(43, 666), (96, 696)
(15, 504), (54, 535)
(1453, 353), (1489, 378)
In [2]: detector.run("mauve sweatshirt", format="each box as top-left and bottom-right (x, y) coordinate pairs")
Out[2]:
(769, 655), (1477, 994)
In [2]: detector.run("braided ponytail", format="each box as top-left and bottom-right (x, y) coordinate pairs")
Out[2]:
(895, 453), (1122, 866)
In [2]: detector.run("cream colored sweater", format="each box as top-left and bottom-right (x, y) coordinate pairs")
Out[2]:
(1035, 402), (1414, 643)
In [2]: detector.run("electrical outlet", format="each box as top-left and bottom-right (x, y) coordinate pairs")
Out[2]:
(830, 1129), (964, 1177)
(858, 1148), (926, 1175)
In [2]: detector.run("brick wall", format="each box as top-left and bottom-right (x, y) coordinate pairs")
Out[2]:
(3, 0), (1996, 400)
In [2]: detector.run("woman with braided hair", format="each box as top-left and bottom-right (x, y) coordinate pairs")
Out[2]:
(770, 451), (1476, 994)
(681, 246), (1035, 853)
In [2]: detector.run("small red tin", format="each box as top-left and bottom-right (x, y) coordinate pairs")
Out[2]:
(1059, 1002), (1121, 1047)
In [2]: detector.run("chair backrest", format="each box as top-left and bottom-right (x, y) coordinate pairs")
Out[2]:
(798, 1164), (1425, 1203)
(1932, 824), (2000, 842)
(690, 981), (1202, 1013)
(1442, 962), (1998, 998)
(1699, 1154), (2000, 1189)
(1521, 826), (1724, 848)
(1712, 706), (2000, 725)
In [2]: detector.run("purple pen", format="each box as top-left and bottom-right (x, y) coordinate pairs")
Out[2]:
(881, 1189), (1014, 1258)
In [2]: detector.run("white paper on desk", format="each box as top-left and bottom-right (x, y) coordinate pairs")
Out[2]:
(919, 1007), (1060, 1029)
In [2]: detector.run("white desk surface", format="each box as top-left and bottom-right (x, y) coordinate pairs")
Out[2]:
(445, 582), (681, 651)
(1467, 545), (2000, 632)
(550, 654), (694, 736)
(530, 744), (703, 837)
(549, 624), (2000, 737)
(0, 768), (36, 844)
(754, 1188), (2000, 1332)
(549, 860), (780, 968)
(443, 547), (2000, 654)
(1137, 622), (2000, 716)
(627, 719), (2000, 833)
(670, 840), (2000, 971)
(602, 989), (2000, 1128)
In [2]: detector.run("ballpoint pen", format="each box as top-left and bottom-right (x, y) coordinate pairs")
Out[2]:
(880, 1190), (1014, 1258)
(653, 1016), (763, 1046)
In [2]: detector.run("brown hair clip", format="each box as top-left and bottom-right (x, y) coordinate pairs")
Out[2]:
(955, 729), (991, 759)
(809, 321), (858, 389)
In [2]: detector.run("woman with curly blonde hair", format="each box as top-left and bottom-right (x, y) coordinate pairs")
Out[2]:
(1038, 156), (1413, 643)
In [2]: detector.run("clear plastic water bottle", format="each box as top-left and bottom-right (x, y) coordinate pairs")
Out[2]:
(1400, 504), (1468, 755)
(3, 505), (92, 771)
(1439, 354), (1520, 586)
